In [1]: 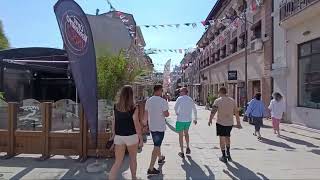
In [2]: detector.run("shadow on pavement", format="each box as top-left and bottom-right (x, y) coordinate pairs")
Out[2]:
(0, 156), (130, 180)
(310, 149), (320, 155)
(259, 137), (296, 150)
(262, 124), (273, 129)
(223, 161), (268, 180)
(282, 129), (320, 141)
(181, 156), (215, 179)
(165, 120), (177, 133)
(280, 135), (319, 148)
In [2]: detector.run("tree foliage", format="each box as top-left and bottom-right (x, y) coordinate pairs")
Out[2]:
(0, 92), (4, 101)
(97, 51), (147, 100)
(0, 20), (9, 50)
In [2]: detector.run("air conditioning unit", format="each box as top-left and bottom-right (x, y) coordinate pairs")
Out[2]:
(250, 38), (263, 53)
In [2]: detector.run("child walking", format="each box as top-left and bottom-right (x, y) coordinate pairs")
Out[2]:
(268, 92), (285, 137)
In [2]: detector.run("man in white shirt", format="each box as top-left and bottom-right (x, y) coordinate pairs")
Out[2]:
(144, 85), (169, 175)
(174, 87), (197, 158)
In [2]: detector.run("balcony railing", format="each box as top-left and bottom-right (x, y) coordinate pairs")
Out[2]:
(280, 0), (320, 21)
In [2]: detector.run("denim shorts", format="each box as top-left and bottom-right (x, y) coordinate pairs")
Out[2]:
(151, 131), (165, 147)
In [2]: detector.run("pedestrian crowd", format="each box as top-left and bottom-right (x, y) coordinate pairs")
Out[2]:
(108, 84), (285, 179)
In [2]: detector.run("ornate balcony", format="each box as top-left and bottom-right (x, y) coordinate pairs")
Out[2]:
(280, 0), (320, 21)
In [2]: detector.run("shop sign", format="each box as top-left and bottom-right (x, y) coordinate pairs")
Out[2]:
(228, 70), (237, 80)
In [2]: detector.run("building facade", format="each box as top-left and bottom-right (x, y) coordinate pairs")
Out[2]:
(196, 0), (273, 108)
(274, 0), (320, 128)
(180, 50), (201, 102)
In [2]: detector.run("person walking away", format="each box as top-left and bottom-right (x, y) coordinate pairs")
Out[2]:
(208, 87), (242, 163)
(245, 93), (265, 140)
(174, 87), (197, 158)
(268, 92), (285, 137)
(144, 85), (169, 175)
(109, 85), (143, 180)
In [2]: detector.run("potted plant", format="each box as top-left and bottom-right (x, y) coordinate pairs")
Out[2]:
(207, 93), (218, 108)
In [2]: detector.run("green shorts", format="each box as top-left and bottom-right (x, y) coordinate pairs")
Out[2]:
(176, 121), (192, 132)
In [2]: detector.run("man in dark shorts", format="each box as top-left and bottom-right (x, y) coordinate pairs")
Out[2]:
(144, 85), (169, 175)
(208, 87), (242, 163)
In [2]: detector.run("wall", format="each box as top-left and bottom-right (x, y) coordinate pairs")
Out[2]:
(272, 0), (288, 120)
(285, 12), (320, 129)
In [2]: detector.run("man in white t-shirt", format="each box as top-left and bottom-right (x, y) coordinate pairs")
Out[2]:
(144, 85), (169, 175)
(174, 87), (197, 158)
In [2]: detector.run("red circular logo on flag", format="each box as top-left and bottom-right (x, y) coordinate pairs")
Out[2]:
(62, 11), (89, 56)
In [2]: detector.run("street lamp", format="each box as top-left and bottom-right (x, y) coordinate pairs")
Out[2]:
(234, 6), (254, 110)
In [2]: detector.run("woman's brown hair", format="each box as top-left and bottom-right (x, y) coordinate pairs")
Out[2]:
(116, 85), (135, 112)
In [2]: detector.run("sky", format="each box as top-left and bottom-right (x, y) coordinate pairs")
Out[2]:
(0, 0), (215, 72)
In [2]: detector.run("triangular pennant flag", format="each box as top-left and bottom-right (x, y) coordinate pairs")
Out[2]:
(160, 25), (165, 28)
(251, 0), (257, 12)
(145, 25), (150, 28)
(152, 25), (158, 28)
(174, 49), (178, 53)
(175, 24), (180, 28)
(192, 23), (197, 28)
(209, 20), (215, 26)
(116, 11), (122, 16)
(159, 50), (162, 52)
(201, 21), (206, 26)
(167, 24), (173, 27)
(169, 49), (173, 52)
(184, 23), (191, 26)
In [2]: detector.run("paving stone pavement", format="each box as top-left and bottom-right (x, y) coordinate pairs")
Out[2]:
(1, 102), (320, 179)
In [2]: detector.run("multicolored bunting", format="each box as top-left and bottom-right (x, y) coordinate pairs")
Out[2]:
(144, 48), (195, 54)
(114, 11), (136, 38)
(141, 21), (205, 29)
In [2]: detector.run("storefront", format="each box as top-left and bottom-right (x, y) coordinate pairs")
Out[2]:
(200, 49), (271, 108)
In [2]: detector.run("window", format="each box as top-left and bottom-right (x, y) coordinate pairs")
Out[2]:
(220, 46), (226, 58)
(298, 38), (320, 109)
(216, 50), (220, 61)
(230, 38), (238, 54)
(239, 33), (246, 49)
(251, 21), (262, 41)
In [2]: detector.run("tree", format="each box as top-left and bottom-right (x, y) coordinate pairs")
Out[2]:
(0, 92), (4, 101)
(0, 20), (9, 50)
(97, 51), (148, 100)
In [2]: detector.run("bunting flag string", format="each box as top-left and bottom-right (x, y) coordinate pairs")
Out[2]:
(140, 21), (204, 29)
(144, 48), (196, 54)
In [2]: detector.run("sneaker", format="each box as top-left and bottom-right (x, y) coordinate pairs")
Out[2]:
(158, 156), (165, 164)
(219, 156), (228, 163)
(186, 148), (191, 154)
(258, 136), (262, 140)
(147, 168), (160, 176)
(178, 152), (185, 158)
(227, 156), (233, 162)
(253, 133), (257, 136)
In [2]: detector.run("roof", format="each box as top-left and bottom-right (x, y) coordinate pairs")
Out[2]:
(0, 47), (69, 73)
(0, 47), (67, 60)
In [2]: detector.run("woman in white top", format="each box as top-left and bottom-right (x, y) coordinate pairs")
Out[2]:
(268, 92), (285, 137)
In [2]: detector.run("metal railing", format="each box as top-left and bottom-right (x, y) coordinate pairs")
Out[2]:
(280, 0), (319, 21)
